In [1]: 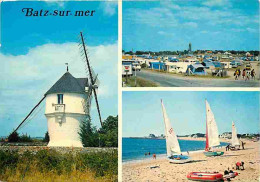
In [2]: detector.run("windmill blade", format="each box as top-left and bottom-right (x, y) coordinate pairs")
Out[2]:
(92, 87), (102, 126)
(80, 32), (103, 126)
(85, 94), (93, 115)
(93, 74), (100, 87)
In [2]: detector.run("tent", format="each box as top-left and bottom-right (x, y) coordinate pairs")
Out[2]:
(186, 63), (207, 75)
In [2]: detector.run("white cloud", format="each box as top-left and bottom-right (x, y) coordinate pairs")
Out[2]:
(125, 7), (178, 27)
(202, 0), (231, 7)
(158, 31), (166, 35)
(160, 1), (181, 10)
(0, 42), (118, 99)
(246, 28), (258, 33)
(100, 1), (117, 16)
(183, 22), (198, 28)
(200, 30), (208, 34)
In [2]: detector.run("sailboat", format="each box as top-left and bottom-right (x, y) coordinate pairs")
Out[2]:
(231, 121), (240, 149)
(203, 100), (224, 157)
(161, 99), (191, 163)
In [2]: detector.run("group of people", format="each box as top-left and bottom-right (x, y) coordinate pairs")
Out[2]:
(145, 152), (157, 159)
(225, 141), (246, 151)
(234, 68), (256, 81)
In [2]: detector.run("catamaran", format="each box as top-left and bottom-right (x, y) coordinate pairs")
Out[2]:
(161, 99), (191, 163)
(204, 100), (224, 157)
(231, 121), (240, 149)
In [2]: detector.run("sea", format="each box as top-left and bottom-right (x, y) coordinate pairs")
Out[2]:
(122, 137), (228, 162)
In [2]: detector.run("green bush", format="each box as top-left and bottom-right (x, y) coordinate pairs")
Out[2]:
(19, 133), (33, 142)
(42, 131), (50, 142)
(141, 63), (147, 68)
(79, 115), (118, 147)
(0, 150), (19, 173)
(7, 131), (19, 142)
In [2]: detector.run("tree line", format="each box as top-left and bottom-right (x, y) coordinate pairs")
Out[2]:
(123, 50), (259, 56)
(4, 115), (118, 148)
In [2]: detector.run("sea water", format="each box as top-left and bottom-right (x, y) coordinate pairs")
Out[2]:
(122, 138), (228, 162)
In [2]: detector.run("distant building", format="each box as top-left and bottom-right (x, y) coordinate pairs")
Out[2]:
(220, 132), (232, 139)
(149, 134), (156, 138)
(188, 43), (192, 53)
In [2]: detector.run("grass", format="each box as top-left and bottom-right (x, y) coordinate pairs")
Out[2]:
(123, 76), (158, 87)
(0, 148), (117, 182)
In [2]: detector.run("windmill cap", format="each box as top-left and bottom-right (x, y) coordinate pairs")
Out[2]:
(45, 72), (88, 95)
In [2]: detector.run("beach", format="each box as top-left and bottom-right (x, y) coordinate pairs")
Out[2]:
(123, 140), (259, 182)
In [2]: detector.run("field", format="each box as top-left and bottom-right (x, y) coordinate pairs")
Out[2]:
(0, 147), (118, 182)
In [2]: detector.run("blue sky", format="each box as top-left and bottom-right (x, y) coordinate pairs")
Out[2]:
(122, 91), (259, 137)
(0, 1), (118, 137)
(123, 0), (259, 51)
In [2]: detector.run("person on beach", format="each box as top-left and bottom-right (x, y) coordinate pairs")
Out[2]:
(224, 170), (231, 181)
(153, 154), (156, 159)
(251, 69), (255, 80)
(245, 71), (250, 81)
(234, 70), (239, 80)
(148, 152), (150, 155)
(241, 161), (245, 170)
(238, 69), (241, 77)
(226, 144), (230, 151)
(145, 152), (147, 156)
(236, 161), (245, 170)
(236, 162), (241, 170)
(187, 151), (189, 155)
(241, 141), (245, 150)
(242, 69), (246, 79)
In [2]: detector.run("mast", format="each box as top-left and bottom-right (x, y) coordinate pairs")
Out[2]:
(205, 99), (209, 151)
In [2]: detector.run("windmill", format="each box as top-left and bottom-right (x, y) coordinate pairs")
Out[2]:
(2, 32), (102, 147)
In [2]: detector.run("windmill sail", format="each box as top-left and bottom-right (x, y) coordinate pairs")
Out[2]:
(232, 121), (240, 146)
(79, 32), (102, 126)
(205, 100), (220, 150)
(161, 100), (181, 156)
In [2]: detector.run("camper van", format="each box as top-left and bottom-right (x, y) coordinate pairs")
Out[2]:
(230, 60), (242, 68)
(132, 62), (141, 71)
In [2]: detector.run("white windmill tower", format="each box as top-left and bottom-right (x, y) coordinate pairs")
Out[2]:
(44, 69), (88, 147)
(5, 32), (102, 148)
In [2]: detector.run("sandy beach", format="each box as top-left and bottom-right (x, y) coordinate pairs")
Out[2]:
(123, 140), (259, 182)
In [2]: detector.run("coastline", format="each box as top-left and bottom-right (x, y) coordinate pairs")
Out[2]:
(126, 136), (230, 143)
(123, 140), (259, 182)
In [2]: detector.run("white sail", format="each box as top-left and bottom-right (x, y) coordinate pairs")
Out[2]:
(232, 121), (240, 146)
(205, 100), (220, 148)
(161, 100), (181, 156)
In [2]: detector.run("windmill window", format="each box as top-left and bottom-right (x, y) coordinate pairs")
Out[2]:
(57, 94), (63, 104)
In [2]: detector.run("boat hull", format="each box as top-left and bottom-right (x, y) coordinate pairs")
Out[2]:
(168, 155), (191, 164)
(203, 151), (224, 157)
(187, 172), (223, 181)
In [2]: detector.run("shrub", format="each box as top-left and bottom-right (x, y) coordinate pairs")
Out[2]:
(19, 133), (33, 142)
(141, 63), (147, 68)
(42, 131), (50, 142)
(7, 131), (19, 142)
(79, 115), (118, 147)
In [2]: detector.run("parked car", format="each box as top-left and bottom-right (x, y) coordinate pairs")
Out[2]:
(245, 64), (251, 70)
